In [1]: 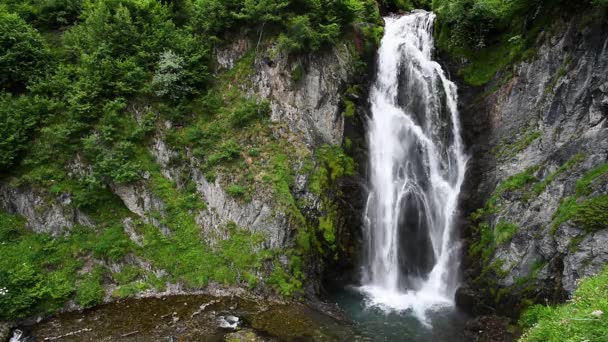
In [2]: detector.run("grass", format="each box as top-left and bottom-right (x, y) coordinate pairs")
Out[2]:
(532, 154), (585, 196)
(495, 220), (519, 245)
(573, 195), (608, 232)
(0, 211), (135, 320)
(576, 162), (608, 196)
(495, 131), (542, 160)
(519, 266), (608, 341)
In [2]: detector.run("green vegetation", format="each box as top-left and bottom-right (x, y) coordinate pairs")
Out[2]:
(432, 0), (608, 85)
(309, 145), (356, 250)
(494, 220), (518, 245)
(532, 153), (585, 196)
(0, 7), (50, 92)
(495, 131), (542, 159)
(0, 0), (381, 320)
(519, 266), (608, 341)
(576, 162), (608, 196)
(550, 162), (608, 234)
(0, 211), (135, 319)
(76, 267), (105, 308)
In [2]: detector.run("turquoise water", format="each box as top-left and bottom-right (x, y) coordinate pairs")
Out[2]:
(332, 287), (469, 341)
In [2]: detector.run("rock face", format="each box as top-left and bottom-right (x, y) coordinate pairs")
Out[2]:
(0, 32), (360, 308)
(250, 43), (354, 146)
(459, 14), (608, 309)
(0, 183), (92, 235)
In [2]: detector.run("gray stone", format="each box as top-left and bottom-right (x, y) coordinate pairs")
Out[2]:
(0, 183), (93, 235)
(464, 16), (608, 297)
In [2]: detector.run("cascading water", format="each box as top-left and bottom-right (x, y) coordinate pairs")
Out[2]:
(359, 10), (467, 323)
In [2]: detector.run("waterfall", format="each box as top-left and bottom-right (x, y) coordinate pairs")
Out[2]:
(360, 10), (467, 323)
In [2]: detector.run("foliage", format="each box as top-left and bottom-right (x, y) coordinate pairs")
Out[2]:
(0, 7), (50, 92)
(190, 0), (382, 54)
(572, 195), (608, 232)
(519, 266), (608, 341)
(2, 0), (84, 28)
(0, 94), (53, 171)
(495, 131), (542, 159)
(494, 220), (518, 245)
(432, 0), (600, 85)
(532, 153), (585, 195)
(575, 162), (608, 196)
(152, 50), (192, 100)
(76, 267), (105, 308)
(0, 209), (142, 319)
(0, 0), (378, 319)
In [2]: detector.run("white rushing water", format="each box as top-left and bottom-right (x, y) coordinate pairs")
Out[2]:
(360, 11), (467, 324)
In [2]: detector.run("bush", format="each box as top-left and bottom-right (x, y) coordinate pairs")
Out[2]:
(152, 50), (192, 100)
(0, 94), (52, 171)
(0, 8), (50, 91)
(573, 195), (608, 232)
(76, 269), (104, 308)
(91, 225), (133, 261)
(231, 99), (270, 127)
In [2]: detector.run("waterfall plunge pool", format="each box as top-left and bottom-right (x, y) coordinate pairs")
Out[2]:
(331, 286), (469, 341)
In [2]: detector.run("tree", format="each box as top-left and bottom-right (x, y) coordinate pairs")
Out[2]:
(0, 8), (50, 92)
(0, 93), (50, 171)
(152, 50), (192, 100)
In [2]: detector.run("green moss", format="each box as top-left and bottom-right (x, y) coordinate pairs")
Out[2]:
(342, 99), (356, 118)
(318, 215), (337, 247)
(576, 162), (608, 196)
(519, 266), (608, 341)
(573, 195), (608, 232)
(469, 222), (495, 263)
(309, 145), (355, 195)
(495, 221), (519, 245)
(495, 131), (542, 159)
(551, 195), (608, 234)
(532, 154), (585, 196)
(551, 197), (579, 235)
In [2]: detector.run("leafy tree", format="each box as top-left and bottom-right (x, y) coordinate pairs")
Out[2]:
(0, 8), (50, 92)
(0, 94), (53, 171)
(152, 50), (192, 100)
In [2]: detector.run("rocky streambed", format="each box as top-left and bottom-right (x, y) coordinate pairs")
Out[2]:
(9, 295), (357, 342)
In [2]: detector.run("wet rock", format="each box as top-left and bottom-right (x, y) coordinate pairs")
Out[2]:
(455, 286), (486, 316)
(224, 329), (267, 342)
(217, 315), (239, 329)
(465, 315), (518, 342)
(0, 323), (10, 342)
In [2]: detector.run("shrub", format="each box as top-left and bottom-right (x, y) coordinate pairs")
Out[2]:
(231, 99), (270, 128)
(573, 195), (608, 232)
(0, 94), (53, 171)
(91, 225), (133, 261)
(0, 8), (50, 91)
(226, 184), (246, 198)
(76, 268), (104, 308)
(152, 50), (192, 100)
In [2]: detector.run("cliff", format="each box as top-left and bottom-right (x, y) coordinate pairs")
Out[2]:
(457, 12), (608, 315)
